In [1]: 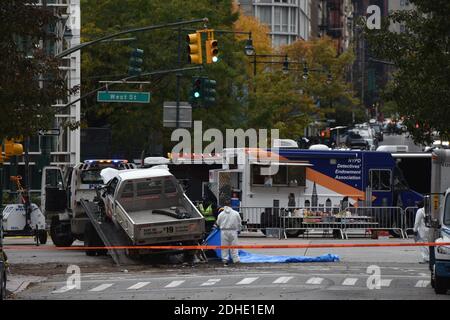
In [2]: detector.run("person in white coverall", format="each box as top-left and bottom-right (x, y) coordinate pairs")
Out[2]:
(215, 201), (242, 266)
(413, 201), (430, 263)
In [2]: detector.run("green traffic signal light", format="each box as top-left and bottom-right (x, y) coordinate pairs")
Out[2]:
(128, 48), (144, 75)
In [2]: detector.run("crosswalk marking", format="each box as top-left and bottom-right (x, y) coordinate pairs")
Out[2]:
(90, 283), (113, 292)
(415, 280), (430, 288)
(380, 279), (392, 287)
(165, 280), (185, 288)
(52, 286), (76, 294)
(306, 277), (324, 285)
(342, 278), (358, 286)
(201, 279), (221, 286)
(273, 276), (293, 284)
(236, 277), (259, 285)
(127, 282), (150, 290)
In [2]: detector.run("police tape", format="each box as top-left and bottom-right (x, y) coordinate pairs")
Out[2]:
(4, 242), (450, 251)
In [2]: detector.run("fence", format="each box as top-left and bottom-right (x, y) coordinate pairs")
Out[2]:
(239, 205), (417, 240)
(404, 206), (419, 236)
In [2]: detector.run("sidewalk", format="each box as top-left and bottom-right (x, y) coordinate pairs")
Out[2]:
(6, 274), (47, 297)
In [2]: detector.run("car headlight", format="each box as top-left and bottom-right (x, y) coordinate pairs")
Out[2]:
(437, 245), (450, 255)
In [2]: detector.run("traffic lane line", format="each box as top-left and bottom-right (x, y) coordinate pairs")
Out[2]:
(38, 271), (431, 289)
(273, 276), (293, 284)
(41, 276), (439, 297)
(165, 280), (185, 288)
(342, 278), (358, 286)
(127, 282), (150, 290)
(89, 283), (114, 292)
(201, 279), (221, 286)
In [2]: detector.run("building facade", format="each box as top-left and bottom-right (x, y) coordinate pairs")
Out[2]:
(4, 0), (80, 193)
(238, 0), (313, 47)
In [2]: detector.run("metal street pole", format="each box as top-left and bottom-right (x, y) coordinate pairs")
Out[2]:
(176, 27), (182, 129)
(56, 18), (208, 59)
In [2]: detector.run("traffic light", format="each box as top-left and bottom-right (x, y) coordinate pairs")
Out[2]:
(205, 39), (218, 64)
(4, 139), (23, 158)
(187, 32), (203, 64)
(192, 78), (203, 101)
(203, 79), (217, 105)
(128, 48), (144, 76)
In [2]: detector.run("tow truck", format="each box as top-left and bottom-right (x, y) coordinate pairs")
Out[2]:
(41, 159), (136, 247)
(425, 149), (450, 294)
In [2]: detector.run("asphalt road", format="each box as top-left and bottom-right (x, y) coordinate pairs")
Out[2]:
(379, 133), (424, 152)
(4, 235), (450, 300)
(13, 262), (450, 300)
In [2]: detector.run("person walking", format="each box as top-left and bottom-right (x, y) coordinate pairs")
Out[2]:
(413, 200), (430, 263)
(215, 199), (242, 266)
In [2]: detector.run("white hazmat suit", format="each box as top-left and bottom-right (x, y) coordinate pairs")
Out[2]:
(413, 207), (430, 262)
(216, 206), (242, 264)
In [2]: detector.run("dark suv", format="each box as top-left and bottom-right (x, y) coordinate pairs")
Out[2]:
(345, 131), (369, 150)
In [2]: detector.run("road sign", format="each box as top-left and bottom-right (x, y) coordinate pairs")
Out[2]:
(97, 91), (150, 103)
(38, 129), (60, 136)
(163, 102), (192, 128)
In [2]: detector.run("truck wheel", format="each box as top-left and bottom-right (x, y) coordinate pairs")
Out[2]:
(285, 230), (301, 238)
(50, 217), (74, 247)
(84, 223), (106, 256)
(38, 230), (48, 245)
(434, 275), (448, 295)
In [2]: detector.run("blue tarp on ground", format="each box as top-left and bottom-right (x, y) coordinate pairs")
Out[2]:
(204, 228), (340, 263)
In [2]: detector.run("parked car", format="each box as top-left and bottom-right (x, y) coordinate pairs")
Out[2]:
(345, 130), (369, 150)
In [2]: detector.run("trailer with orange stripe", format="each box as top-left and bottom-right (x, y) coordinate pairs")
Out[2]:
(209, 146), (423, 232)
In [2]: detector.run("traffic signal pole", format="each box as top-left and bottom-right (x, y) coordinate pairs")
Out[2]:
(176, 28), (182, 129)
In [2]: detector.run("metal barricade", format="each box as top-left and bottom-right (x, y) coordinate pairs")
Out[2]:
(281, 206), (344, 239)
(403, 206), (418, 237)
(343, 206), (405, 239)
(240, 206), (345, 239)
(239, 207), (284, 238)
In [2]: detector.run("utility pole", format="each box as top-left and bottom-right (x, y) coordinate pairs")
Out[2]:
(176, 27), (182, 129)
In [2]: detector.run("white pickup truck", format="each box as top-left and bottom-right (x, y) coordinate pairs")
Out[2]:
(90, 166), (205, 257)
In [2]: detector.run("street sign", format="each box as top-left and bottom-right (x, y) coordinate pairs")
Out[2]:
(163, 102), (192, 128)
(38, 129), (60, 136)
(97, 91), (150, 103)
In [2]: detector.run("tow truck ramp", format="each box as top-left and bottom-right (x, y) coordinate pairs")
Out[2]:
(80, 199), (138, 266)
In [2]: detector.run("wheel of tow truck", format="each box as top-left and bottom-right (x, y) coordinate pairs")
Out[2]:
(84, 223), (106, 256)
(84, 223), (96, 256)
(388, 219), (403, 238)
(38, 230), (48, 245)
(50, 217), (75, 247)
(285, 230), (301, 238)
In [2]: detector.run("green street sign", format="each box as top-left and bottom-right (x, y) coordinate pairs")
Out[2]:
(97, 91), (150, 103)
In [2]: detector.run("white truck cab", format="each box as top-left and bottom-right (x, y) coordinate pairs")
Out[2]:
(41, 159), (136, 246)
(429, 188), (450, 294)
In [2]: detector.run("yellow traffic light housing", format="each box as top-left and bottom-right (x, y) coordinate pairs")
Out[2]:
(206, 39), (218, 64)
(187, 32), (203, 64)
(4, 139), (23, 158)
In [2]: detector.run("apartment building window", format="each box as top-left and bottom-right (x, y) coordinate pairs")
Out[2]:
(258, 6), (272, 25)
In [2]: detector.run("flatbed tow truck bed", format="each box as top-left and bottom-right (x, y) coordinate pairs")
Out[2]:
(80, 199), (137, 266)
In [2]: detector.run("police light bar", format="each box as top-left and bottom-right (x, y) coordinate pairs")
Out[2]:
(84, 159), (128, 164)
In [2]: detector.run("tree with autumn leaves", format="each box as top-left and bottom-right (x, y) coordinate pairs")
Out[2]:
(233, 5), (360, 139)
